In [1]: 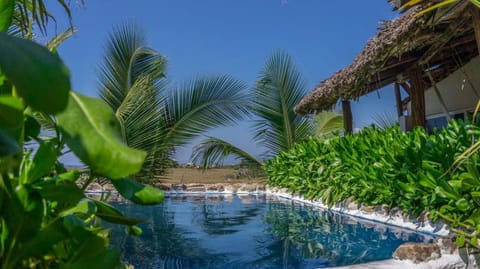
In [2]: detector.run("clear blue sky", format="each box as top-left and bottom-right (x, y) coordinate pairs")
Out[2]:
(48, 1), (401, 164)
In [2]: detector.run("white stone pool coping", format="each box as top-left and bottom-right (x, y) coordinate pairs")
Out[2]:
(265, 187), (450, 237)
(264, 187), (466, 269)
(329, 254), (464, 269)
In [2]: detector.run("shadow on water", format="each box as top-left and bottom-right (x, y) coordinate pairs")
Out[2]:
(108, 194), (433, 269)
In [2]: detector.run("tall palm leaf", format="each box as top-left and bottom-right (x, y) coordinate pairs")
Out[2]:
(253, 51), (314, 158)
(98, 23), (167, 179)
(313, 111), (344, 138)
(192, 52), (314, 169)
(10, 0), (79, 37)
(191, 137), (262, 168)
(163, 75), (251, 148)
(98, 23), (251, 180)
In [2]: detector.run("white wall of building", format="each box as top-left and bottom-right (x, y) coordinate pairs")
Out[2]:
(424, 56), (480, 119)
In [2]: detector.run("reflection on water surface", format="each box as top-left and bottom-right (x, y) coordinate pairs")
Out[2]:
(109, 194), (433, 269)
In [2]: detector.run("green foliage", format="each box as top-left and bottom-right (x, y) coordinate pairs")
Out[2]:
(9, 0), (77, 37)
(57, 92), (146, 179)
(192, 52), (314, 169)
(266, 120), (480, 249)
(192, 137), (263, 168)
(0, 0), (14, 32)
(313, 110), (344, 138)
(99, 23), (250, 180)
(0, 32), (70, 114)
(0, 19), (164, 268)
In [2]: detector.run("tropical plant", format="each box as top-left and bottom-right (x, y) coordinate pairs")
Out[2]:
(372, 111), (398, 130)
(192, 52), (316, 168)
(400, 0), (480, 15)
(313, 110), (344, 138)
(2, 0), (80, 37)
(266, 120), (480, 249)
(98, 23), (250, 180)
(0, 5), (164, 268)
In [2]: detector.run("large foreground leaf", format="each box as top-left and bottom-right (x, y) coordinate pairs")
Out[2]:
(111, 178), (164, 205)
(0, 95), (23, 129)
(0, 0), (14, 32)
(57, 92), (146, 178)
(0, 32), (70, 114)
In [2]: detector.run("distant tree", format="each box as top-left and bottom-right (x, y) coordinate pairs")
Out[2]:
(313, 111), (344, 138)
(192, 52), (315, 168)
(98, 23), (250, 181)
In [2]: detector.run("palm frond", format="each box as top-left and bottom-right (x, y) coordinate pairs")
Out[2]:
(97, 23), (169, 180)
(313, 110), (344, 138)
(11, 0), (79, 37)
(253, 51), (314, 156)
(372, 112), (398, 130)
(98, 23), (167, 112)
(116, 76), (166, 150)
(192, 137), (262, 169)
(47, 26), (77, 50)
(164, 75), (251, 148)
(33, 111), (56, 132)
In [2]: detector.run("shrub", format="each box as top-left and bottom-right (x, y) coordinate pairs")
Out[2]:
(266, 120), (480, 247)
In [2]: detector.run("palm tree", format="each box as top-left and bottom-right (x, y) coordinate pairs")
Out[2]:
(192, 52), (315, 168)
(313, 111), (344, 138)
(98, 23), (250, 180)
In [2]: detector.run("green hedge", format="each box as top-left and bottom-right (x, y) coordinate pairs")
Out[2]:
(266, 120), (480, 246)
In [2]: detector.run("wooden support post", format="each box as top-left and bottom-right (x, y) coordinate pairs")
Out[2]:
(426, 71), (451, 121)
(394, 82), (404, 118)
(342, 99), (353, 134)
(409, 68), (426, 128)
(471, 5), (480, 53)
(400, 82), (412, 96)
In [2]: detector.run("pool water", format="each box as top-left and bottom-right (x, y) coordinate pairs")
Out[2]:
(109, 194), (433, 269)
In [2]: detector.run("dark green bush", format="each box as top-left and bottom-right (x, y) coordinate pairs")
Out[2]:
(266, 120), (480, 247)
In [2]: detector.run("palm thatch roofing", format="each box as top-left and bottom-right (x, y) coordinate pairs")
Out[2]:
(295, 1), (479, 114)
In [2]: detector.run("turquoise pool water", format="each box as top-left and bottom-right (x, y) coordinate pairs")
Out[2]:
(109, 194), (433, 268)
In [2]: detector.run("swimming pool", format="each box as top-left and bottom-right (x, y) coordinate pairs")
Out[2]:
(108, 194), (433, 269)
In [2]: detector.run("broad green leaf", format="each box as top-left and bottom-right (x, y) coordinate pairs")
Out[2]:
(456, 234), (466, 247)
(92, 199), (143, 225)
(111, 178), (164, 205)
(472, 236), (478, 248)
(21, 220), (67, 258)
(0, 32), (70, 114)
(26, 141), (57, 183)
(0, 96), (23, 129)
(0, 128), (20, 156)
(24, 114), (41, 140)
(57, 92), (146, 179)
(128, 225), (142, 236)
(37, 181), (84, 204)
(55, 170), (81, 182)
(61, 235), (121, 269)
(60, 199), (96, 218)
(0, 0), (14, 32)
(0, 218), (8, 256)
(455, 198), (470, 212)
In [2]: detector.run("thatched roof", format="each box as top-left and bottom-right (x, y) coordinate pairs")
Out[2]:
(295, 1), (478, 114)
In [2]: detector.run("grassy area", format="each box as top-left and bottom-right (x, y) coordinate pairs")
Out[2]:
(158, 167), (266, 184)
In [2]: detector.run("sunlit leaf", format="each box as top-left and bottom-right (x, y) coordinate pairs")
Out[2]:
(0, 0), (14, 32)
(25, 141), (57, 183)
(92, 199), (143, 225)
(57, 92), (146, 179)
(111, 177), (164, 205)
(0, 32), (70, 114)
(0, 95), (22, 129)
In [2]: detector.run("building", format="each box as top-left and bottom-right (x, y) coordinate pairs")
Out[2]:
(295, 1), (480, 133)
